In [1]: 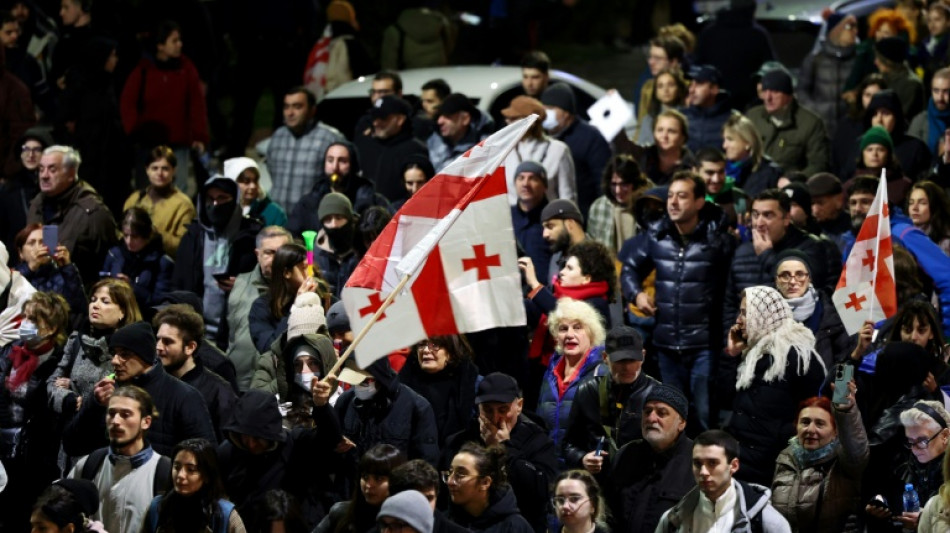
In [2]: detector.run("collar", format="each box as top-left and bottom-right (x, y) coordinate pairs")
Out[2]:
(698, 482), (736, 521)
(108, 442), (154, 467)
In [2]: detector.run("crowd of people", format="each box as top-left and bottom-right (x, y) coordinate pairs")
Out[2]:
(7, 0), (950, 532)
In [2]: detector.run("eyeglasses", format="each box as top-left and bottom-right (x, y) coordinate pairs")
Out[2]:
(905, 432), (942, 450)
(21, 146), (43, 154)
(552, 495), (590, 508)
(416, 341), (442, 352)
(377, 519), (411, 533)
(777, 271), (809, 282)
(441, 469), (479, 484)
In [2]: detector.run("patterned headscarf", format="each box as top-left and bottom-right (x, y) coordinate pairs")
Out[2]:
(737, 286), (825, 390)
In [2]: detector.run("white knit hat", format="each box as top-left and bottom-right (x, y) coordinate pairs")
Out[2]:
(287, 292), (326, 341)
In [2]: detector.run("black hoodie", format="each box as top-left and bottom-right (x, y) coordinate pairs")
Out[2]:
(448, 486), (533, 533)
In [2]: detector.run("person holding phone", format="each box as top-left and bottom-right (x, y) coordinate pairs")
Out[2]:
(14, 223), (86, 328)
(100, 207), (174, 315)
(771, 386), (869, 531)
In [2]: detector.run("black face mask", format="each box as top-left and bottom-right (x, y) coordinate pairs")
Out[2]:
(325, 223), (354, 253)
(207, 201), (236, 231)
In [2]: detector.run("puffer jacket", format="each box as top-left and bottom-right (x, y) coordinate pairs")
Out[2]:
(561, 370), (659, 469)
(448, 486), (534, 533)
(723, 224), (838, 331)
(725, 347), (827, 486)
(101, 236), (173, 309)
(919, 492), (950, 533)
(771, 402), (869, 532)
(621, 202), (736, 351)
(797, 39), (857, 138)
(683, 92), (734, 153)
(537, 346), (604, 457)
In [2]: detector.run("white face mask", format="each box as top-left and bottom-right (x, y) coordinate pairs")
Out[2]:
(354, 381), (377, 400)
(295, 371), (316, 391)
(19, 320), (39, 343)
(542, 107), (559, 131)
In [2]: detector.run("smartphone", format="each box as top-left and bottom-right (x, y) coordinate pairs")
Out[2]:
(594, 436), (605, 457)
(212, 272), (231, 282)
(833, 364), (854, 405)
(42, 225), (58, 250)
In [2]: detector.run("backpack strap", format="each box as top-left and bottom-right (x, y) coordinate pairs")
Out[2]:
(80, 447), (109, 481)
(215, 500), (236, 533)
(153, 454), (172, 495)
(147, 496), (162, 533)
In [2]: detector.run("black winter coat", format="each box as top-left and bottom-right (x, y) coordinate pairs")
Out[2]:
(731, 155), (783, 199)
(602, 435), (695, 533)
(561, 371), (660, 469)
(442, 414), (558, 533)
(286, 174), (390, 237)
(725, 347), (827, 486)
(180, 362), (237, 443)
(354, 124), (428, 202)
(683, 93), (734, 154)
(218, 390), (343, 529)
(621, 203), (736, 351)
(723, 224), (839, 331)
(172, 215), (261, 294)
(62, 363), (217, 457)
(448, 486), (534, 533)
(101, 236), (173, 310)
(399, 354), (480, 446)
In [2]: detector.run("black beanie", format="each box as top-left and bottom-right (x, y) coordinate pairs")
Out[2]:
(109, 322), (157, 365)
(53, 478), (100, 517)
(541, 83), (577, 115)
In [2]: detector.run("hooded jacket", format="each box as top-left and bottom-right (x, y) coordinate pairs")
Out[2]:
(656, 479), (792, 533)
(334, 358), (440, 465)
(224, 157), (288, 228)
(218, 390), (342, 528)
(251, 333), (337, 401)
(621, 202), (736, 351)
(798, 37), (857, 139)
(287, 140), (389, 236)
(448, 486), (534, 533)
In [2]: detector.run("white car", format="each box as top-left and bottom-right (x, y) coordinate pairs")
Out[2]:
(317, 65), (630, 139)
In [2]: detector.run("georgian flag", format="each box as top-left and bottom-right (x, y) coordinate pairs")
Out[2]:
(341, 117), (534, 367)
(303, 24), (332, 100)
(832, 173), (897, 335)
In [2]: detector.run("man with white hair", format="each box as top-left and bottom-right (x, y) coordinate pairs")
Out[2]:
(26, 145), (116, 285)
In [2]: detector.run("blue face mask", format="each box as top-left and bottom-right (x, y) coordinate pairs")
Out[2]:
(19, 320), (40, 343)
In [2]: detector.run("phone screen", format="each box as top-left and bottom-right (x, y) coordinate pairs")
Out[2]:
(42, 225), (58, 250)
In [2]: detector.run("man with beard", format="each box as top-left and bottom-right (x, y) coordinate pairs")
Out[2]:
(69, 386), (171, 533)
(62, 321), (216, 457)
(844, 177), (950, 336)
(154, 303), (236, 441)
(512, 161), (552, 283)
(315, 193), (360, 299)
(600, 384), (695, 533)
(287, 141), (389, 236)
(173, 174), (261, 343)
(540, 199), (588, 287)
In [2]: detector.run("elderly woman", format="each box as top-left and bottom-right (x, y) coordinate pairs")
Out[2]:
(920, 453), (950, 532)
(866, 400), (950, 532)
(537, 298), (606, 459)
(721, 113), (783, 198)
(772, 390), (869, 532)
(586, 154), (654, 254)
(773, 250), (849, 369)
(46, 278), (142, 416)
(724, 286), (827, 485)
(400, 334), (481, 444)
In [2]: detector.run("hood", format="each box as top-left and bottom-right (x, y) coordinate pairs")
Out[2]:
(320, 140), (363, 183)
(633, 186), (668, 230)
(282, 333), (338, 377)
(475, 487), (522, 526)
(222, 389), (286, 445)
(365, 357), (398, 393)
(864, 89), (906, 132)
(737, 479), (773, 522)
(223, 157), (260, 182)
(197, 174), (242, 232)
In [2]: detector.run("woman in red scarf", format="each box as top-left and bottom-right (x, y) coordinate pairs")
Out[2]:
(520, 240), (616, 364)
(0, 292), (71, 525)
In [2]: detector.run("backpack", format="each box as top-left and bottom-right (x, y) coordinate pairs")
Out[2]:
(80, 447), (171, 496)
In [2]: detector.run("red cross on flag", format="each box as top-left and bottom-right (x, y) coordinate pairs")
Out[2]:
(831, 172), (897, 334)
(340, 117), (533, 368)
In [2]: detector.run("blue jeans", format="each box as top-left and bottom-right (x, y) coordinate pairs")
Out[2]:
(656, 348), (712, 430)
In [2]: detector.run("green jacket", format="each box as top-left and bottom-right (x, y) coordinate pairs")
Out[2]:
(747, 99), (829, 177)
(226, 267), (267, 391)
(250, 333), (337, 401)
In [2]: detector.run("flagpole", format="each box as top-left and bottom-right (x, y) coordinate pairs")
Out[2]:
(323, 272), (413, 380)
(869, 169), (885, 322)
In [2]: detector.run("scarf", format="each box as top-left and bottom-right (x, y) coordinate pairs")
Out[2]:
(5, 344), (40, 391)
(725, 159), (749, 186)
(927, 98), (950, 153)
(528, 280), (609, 362)
(789, 435), (839, 468)
(786, 286), (818, 322)
(736, 286), (825, 390)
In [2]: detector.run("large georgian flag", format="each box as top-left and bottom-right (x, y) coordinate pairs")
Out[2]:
(832, 173), (897, 334)
(341, 117), (533, 367)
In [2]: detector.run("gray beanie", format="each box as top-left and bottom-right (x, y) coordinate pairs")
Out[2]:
(541, 83), (576, 115)
(514, 160), (547, 185)
(318, 193), (354, 221)
(326, 300), (350, 333)
(378, 491), (434, 533)
(541, 199), (584, 224)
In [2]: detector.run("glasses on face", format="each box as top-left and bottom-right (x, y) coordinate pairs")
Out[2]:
(416, 341), (442, 353)
(777, 271), (809, 283)
(905, 432), (942, 450)
(552, 495), (589, 508)
(441, 469), (478, 484)
(21, 145), (42, 154)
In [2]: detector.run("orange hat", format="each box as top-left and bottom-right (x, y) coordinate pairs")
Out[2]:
(327, 0), (359, 31)
(501, 95), (544, 118)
